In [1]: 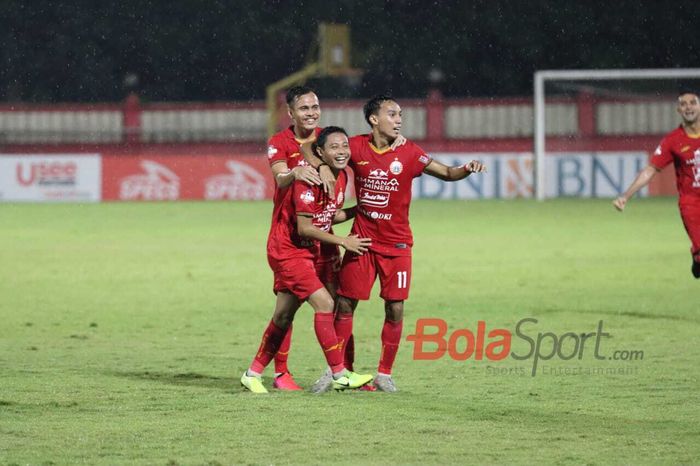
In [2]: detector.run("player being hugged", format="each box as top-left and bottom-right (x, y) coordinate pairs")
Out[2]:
(241, 126), (374, 394)
(613, 90), (700, 279)
(303, 95), (486, 393)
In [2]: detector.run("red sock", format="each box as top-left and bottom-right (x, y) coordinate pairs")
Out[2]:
(250, 320), (286, 374)
(378, 319), (403, 375)
(334, 313), (354, 371)
(274, 323), (292, 374)
(314, 312), (344, 373)
(345, 334), (355, 372)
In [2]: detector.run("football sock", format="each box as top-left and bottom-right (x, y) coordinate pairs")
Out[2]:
(378, 319), (403, 375)
(250, 320), (286, 374)
(314, 312), (345, 374)
(345, 335), (355, 372)
(334, 312), (354, 371)
(274, 323), (293, 375)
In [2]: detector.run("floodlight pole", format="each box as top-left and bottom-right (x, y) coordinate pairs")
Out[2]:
(533, 68), (700, 201)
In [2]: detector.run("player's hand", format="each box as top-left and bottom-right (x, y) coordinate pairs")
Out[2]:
(465, 160), (487, 174)
(390, 134), (407, 150)
(293, 165), (322, 186)
(342, 235), (372, 255)
(319, 164), (336, 194)
(613, 197), (627, 211)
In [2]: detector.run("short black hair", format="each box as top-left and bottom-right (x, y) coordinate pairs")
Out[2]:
(286, 86), (316, 106)
(678, 88), (699, 98)
(314, 126), (348, 151)
(363, 94), (396, 126)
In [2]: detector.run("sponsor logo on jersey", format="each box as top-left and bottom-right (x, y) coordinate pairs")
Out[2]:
(267, 145), (278, 159)
(358, 176), (399, 192)
(681, 145), (691, 153)
(692, 150), (700, 187)
(300, 189), (315, 204)
(368, 168), (389, 180)
(356, 161), (369, 165)
(205, 160), (266, 200)
(289, 152), (300, 158)
(389, 160), (403, 175)
(359, 188), (390, 208)
(370, 211), (392, 220)
(120, 160), (179, 200)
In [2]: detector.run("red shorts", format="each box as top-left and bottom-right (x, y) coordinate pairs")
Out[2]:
(267, 255), (339, 300)
(679, 201), (700, 256)
(337, 251), (411, 301)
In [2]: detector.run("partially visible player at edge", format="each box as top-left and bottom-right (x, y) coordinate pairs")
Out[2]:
(260, 85), (324, 390)
(303, 95), (487, 392)
(613, 91), (700, 279)
(241, 126), (374, 393)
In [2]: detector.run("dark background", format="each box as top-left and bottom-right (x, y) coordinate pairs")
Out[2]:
(2, 0), (697, 102)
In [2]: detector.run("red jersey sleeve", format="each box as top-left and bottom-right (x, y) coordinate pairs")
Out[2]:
(409, 141), (432, 177)
(292, 180), (320, 216)
(650, 136), (674, 170)
(267, 133), (288, 167)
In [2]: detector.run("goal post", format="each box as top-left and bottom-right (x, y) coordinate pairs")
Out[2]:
(533, 68), (700, 200)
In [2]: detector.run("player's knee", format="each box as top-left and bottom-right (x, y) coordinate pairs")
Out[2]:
(272, 312), (294, 329)
(336, 296), (357, 314)
(308, 291), (335, 312)
(384, 300), (404, 321)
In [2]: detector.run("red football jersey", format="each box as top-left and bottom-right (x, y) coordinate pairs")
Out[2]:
(267, 169), (347, 261)
(266, 126), (323, 258)
(650, 126), (700, 202)
(348, 134), (432, 256)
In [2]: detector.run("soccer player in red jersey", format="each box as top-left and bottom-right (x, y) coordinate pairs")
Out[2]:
(614, 91), (700, 278)
(304, 95), (486, 392)
(241, 126), (374, 393)
(262, 85), (324, 390)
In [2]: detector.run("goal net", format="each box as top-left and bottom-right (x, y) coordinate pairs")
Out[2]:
(533, 68), (700, 200)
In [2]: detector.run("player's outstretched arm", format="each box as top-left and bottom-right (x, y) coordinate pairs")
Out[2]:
(297, 214), (371, 255)
(332, 207), (356, 225)
(423, 159), (487, 181)
(300, 141), (335, 194)
(613, 165), (659, 211)
(271, 161), (322, 188)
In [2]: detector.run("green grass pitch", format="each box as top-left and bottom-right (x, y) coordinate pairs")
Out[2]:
(1, 198), (698, 465)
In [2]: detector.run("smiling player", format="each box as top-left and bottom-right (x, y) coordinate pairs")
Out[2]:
(304, 95), (486, 392)
(241, 126), (374, 393)
(614, 90), (700, 278)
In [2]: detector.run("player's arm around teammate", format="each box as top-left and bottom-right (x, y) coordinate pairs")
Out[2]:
(241, 126), (374, 394)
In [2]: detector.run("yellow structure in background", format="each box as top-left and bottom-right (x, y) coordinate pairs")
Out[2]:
(266, 23), (360, 138)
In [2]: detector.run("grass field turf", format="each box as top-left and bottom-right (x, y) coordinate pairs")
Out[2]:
(0, 198), (698, 465)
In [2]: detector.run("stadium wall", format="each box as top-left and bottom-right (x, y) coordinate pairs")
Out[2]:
(0, 91), (680, 201)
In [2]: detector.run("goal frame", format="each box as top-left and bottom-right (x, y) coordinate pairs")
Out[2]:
(533, 68), (700, 200)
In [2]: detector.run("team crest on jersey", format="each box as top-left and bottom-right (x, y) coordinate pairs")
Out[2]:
(299, 189), (315, 204)
(267, 145), (278, 159)
(337, 191), (344, 205)
(389, 159), (403, 175)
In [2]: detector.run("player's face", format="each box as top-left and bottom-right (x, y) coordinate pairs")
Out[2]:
(372, 100), (402, 140)
(677, 93), (700, 125)
(318, 132), (350, 170)
(288, 92), (321, 132)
